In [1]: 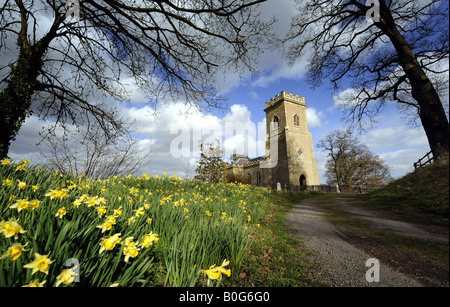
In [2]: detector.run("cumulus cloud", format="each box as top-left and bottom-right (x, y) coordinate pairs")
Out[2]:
(125, 103), (267, 177)
(306, 107), (324, 128)
(359, 125), (429, 178)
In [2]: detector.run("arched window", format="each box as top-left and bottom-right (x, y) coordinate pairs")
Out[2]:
(256, 171), (262, 185)
(293, 114), (300, 126)
(272, 115), (279, 129)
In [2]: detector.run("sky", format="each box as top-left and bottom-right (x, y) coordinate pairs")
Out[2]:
(5, 0), (447, 182)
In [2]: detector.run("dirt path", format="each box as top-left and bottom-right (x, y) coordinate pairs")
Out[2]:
(286, 196), (449, 287)
(334, 199), (449, 244)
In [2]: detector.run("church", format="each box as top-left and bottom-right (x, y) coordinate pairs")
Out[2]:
(226, 91), (321, 191)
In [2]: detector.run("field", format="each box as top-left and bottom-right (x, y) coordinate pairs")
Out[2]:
(0, 159), (270, 287)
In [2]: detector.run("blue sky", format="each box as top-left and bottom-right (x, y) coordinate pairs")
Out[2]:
(6, 0), (447, 183)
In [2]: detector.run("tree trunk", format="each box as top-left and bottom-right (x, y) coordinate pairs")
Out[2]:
(0, 49), (40, 159)
(378, 2), (449, 158)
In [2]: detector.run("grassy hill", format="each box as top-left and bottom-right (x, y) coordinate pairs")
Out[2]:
(363, 156), (449, 225)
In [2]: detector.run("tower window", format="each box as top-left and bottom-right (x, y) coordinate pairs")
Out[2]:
(293, 114), (300, 126)
(272, 115), (279, 129)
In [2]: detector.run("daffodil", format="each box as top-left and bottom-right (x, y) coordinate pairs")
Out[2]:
(105, 215), (116, 225)
(97, 197), (107, 205)
(55, 268), (76, 287)
(127, 216), (136, 225)
(20, 159), (30, 165)
(23, 253), (55, 275)
(123, 237), (140, 262)
(2, 179), (12, 186)
(200, 259), (231, 285)
(55, 207), (67, 219)
(0, 158), (11, 165)
(10, 199), (29, 212)
(22, 279), (46, 287)
(0, 218), (27, 239)
(99, 233), (121, 254)
(78, 194), (89, 202)
(16, 165), (27, 171)
(140, 232), (159, 248)
(29, 200), (40, 210)
(45, 189), (68, 200)
(85, 196), (98, 207)
(134, 207), (145, 217)
(72, 199), (83, 208)
(113, 207), (123, 216)
(97, 206), (107, 216)
(17, 180), (27, 190)
(97, 221), (113, 233)
(0, 242), (29, 260)
(31, 184), (39, 191)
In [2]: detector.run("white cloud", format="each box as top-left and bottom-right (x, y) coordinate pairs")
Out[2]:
(359, 125), (429, 178)
(306, 107), (324, 128)
(124, 103), (266, 177)
(360, 126), (428, 151)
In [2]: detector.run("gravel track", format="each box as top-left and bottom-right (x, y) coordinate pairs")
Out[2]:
(286, 196), (448, 287)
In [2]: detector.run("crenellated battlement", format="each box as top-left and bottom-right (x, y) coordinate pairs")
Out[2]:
(265, 90), (306, 110)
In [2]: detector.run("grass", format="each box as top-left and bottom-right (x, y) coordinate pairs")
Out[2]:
(362, 156), (449, 225)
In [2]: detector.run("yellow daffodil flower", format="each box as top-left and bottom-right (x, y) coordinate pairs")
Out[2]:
(0, 242), (29, 260)
(140, 232), (159, 248)
(86, 196), (98, 207)
(97, 220), (113, 233)
(97, 206), (107, 216)
(55, 268), (76, 287)
(16, 165), (27, 171)
(23, 253), (55, 275)
(73, 199), (82, 208)
(22, 279), (46, 287)
(134, 207), (145, 217)
(0, 218), (27, 239)
(29, 200), (40, 209)
(10, 199), (29, 212)
(45, 189), (68, 199)
(200, 259), (231, 285)
(113, 207), (123, 216)
(17, 180), (27, 190)
(97, 197), (107, 205)
(106, 215), (116, 224)
(99, 233), (121, 254)
(0, 159), (11, 165)
(123, 237), (140, 262)
(55, 207), (67, 219)
(2, 179), (12, 186)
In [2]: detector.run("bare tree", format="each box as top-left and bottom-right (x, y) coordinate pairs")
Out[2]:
(0, 0), (274, 158)
(285, 0), (449, 158)
(36, 121), (150, 179)
(317, 129), (392, 192)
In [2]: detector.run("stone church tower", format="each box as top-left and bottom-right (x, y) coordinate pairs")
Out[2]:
(227, 91), (320, 190)
(264, 91), (321, 188)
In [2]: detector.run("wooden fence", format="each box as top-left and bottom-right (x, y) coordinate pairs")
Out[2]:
(414, 149), (435, 169)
